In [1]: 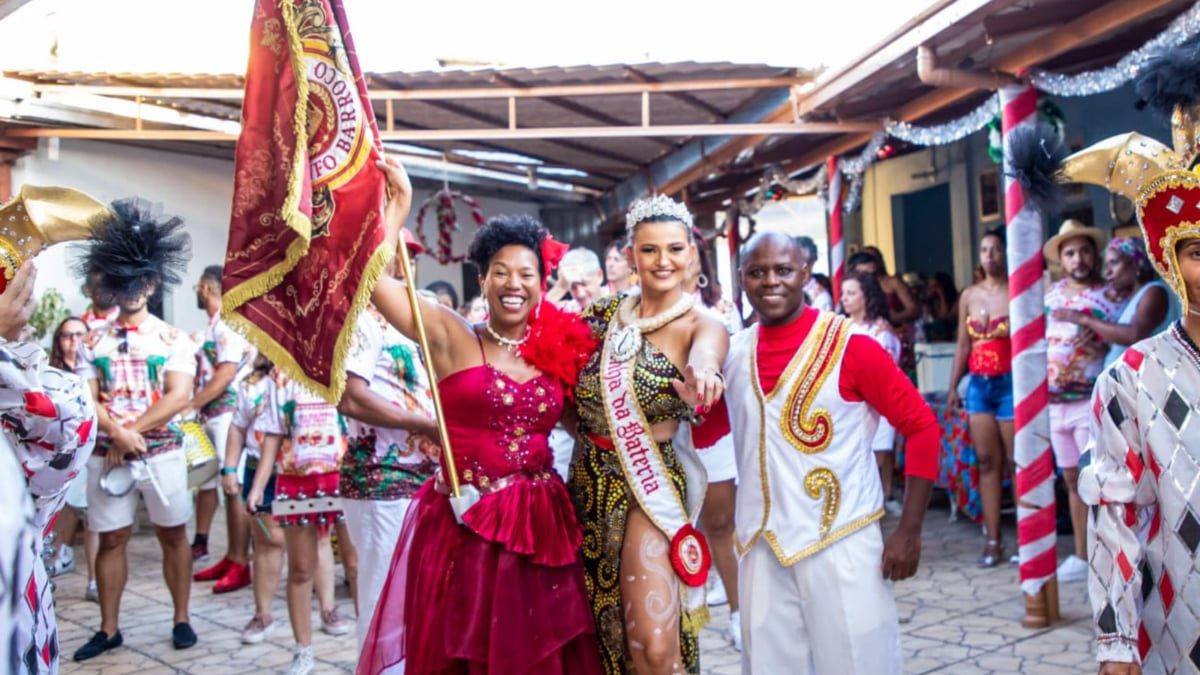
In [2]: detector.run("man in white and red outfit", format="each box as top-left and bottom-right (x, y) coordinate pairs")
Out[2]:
(191, 264), (254, 591)
(74, 201), (199, 662)
(724, 232), (938, 674)
(337, 235), (437, 657)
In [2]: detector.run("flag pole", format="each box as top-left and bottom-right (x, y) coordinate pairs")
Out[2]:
(392, 221), (466, 507)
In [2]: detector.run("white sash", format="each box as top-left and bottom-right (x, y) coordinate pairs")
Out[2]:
(600, 318), (710, 626)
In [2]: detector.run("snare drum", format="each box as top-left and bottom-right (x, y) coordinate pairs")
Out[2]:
(180, 421), (218, 489)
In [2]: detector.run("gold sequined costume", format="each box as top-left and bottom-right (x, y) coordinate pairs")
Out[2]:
(568, 295), (699, 674)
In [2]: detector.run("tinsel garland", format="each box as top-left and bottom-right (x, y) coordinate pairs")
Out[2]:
(735, 133), (885, 216)
(414, 187), (486, 265)
(888, 3), (1200, 148)
(886, 94), (1000, 146)
(1029, 2), (1200, 97)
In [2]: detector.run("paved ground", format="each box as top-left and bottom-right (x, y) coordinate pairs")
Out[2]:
(55, 500), (1097, 674)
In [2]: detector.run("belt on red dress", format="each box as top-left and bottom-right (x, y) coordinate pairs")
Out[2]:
(433, 467), (556, 497)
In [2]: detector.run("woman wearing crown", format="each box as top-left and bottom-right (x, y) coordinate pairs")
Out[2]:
(1066, 40), (1200, 675)
(568, 195), (729, 675)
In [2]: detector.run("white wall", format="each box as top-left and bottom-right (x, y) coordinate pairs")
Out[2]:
(12, 139), (542, 332)
(13, 139), (235, 334)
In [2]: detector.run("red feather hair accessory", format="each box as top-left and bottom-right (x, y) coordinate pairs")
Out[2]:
(539, 234), (570, 290)
(518, 300), (598, 396)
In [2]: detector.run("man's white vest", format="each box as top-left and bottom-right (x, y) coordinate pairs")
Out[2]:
(724, 313), (886, 566)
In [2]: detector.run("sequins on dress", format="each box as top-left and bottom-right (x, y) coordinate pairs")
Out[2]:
(568, 294), (699, 675)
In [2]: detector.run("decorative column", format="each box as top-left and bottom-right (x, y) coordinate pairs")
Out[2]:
(826, 156), (845, 300)
(1000, 84), (1059, 628)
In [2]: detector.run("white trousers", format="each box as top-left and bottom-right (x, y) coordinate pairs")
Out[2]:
(739, 524), (902, 675)
(200, 413), (234, 491)
(342, 497), (410, 675)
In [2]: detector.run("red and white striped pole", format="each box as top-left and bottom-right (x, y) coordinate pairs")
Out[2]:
(826, 156), (845, 300)
(1000, 84), (1059, 626)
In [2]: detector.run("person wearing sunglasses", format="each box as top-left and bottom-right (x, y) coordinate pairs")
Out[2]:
(73, 200), (200, 662)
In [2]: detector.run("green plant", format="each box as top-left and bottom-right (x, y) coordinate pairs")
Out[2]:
(28, 289), (69, 343)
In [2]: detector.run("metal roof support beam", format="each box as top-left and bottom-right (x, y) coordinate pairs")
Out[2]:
(21, 77), (811, 102)
(4, 120), (875, 141)
(624, 66), (727, 120)
(489, 72), (676, 150)
(598, 88), (792, 222)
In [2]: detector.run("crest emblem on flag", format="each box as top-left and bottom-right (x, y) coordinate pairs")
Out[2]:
(222, 0), (391, 403)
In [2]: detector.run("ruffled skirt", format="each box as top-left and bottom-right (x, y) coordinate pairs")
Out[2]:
(357, 479), (602, 675)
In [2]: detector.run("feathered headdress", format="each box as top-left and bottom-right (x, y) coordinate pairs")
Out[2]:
(77, 198), (191, 306)
(1004, 122), (1069, 215)
(1056, 37), (1200, 305)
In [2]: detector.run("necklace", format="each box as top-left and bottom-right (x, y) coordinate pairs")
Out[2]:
(609, 293), (697, 362)
(484, 322), (529, 353)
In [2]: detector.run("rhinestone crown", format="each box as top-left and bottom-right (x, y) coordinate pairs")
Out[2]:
(626, 194), (693, 233)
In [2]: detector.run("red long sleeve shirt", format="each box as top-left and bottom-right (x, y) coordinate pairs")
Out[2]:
(755, 307), (939, 481)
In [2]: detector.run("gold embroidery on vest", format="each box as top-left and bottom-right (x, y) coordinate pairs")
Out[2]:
(780, 315), (850, 454)
(804, 468), (840, 538)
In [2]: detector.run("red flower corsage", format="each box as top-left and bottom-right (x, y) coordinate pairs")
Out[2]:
(669, 523), (711, 587)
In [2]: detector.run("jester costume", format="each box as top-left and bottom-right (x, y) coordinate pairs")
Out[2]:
(1067, 38), (1200, 673)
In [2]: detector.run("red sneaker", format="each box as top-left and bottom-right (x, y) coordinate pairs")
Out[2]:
(213, 561), (252, 594)
(193, 556), (233, 582)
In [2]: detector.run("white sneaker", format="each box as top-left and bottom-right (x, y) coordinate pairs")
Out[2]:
(85, 580), (98, 603)
(241, 614), (276, 645)
(707, 577), (728, 607)
(884, 498), (904, 517)
(727, 610), (742, 652)
(321, 606), (352, 636)
(49, 545), (75, 577)
(285, 647), (314, 675)
(1056, 555), (1088, 583)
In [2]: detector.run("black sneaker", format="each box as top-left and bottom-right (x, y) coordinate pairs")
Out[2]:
(73, 630), (123, 661)
(172, 622), (198, 649)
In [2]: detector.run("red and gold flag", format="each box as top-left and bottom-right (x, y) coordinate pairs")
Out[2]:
(222, 0), (390, 403)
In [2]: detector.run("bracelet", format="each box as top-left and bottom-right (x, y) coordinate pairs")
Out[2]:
(219, 467), (238, 476)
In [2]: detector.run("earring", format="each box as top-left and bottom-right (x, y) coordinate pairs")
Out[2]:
(697, 274), (709, 289)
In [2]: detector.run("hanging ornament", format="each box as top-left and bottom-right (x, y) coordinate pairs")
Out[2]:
(415, 187), (486, 265)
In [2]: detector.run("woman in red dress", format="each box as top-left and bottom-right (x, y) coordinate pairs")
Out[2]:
(358, 159), (602, 675)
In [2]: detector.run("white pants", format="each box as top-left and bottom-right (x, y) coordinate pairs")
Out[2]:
(342, 497), (410, 675)
(698, 432), (739, 484)
(549, 426), (574, 481)
(199, 413), (234, 491)
(739, 524), (902, 675)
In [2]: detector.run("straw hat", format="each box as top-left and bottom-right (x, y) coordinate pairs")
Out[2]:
(1042, 219), (1106, 264)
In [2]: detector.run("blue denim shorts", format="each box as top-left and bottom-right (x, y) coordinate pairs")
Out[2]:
(241, 457), (276, 515)
(965, 372), (1014, 421)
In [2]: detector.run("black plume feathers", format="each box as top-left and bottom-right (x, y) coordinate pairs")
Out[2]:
(1135, 36), (1200, 121)
(1004, 122), (1069, 214)
(77, 198), (191, 305)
